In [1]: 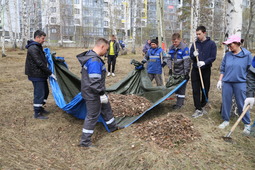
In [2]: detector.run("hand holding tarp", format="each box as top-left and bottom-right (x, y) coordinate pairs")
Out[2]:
(50, 74), (57, 80)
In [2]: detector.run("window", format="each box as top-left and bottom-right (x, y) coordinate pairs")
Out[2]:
(51, 28), (57, 33)
(50, 7), (56, 13)
(74, 0), (79, 4)
(103, 11), (108, 17)
(51, 17), (57, 24)
(74, 8), (80, 14)
(104, 21), (108, 26)
(75, 19), (80, 25)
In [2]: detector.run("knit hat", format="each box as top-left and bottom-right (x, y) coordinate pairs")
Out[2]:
(151, 39), (158, 45)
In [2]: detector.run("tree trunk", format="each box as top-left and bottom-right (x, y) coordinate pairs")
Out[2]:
(190, 0), (199, 46)
(244, 2), (254, 49)
(131, 0), (137, 54)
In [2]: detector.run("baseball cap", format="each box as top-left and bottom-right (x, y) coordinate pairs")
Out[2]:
(223, 35), (241, 45)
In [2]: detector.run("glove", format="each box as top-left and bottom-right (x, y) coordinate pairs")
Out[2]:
(216, 80), (222, 90)
(100, 94), (108, 104)
(193, 51), (199, 57)
(141, 60), (147, 64)
(135, 65), (144, 70)
(243, 97), (255, 110)
(169, 69), (172, 76)
(185, 74), (189, 81)
(161, 62), (167, 67)
(50, 74), (57, 80)
(197, 61), (205, 67)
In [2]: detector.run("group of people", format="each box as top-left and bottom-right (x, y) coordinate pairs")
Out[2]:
(25, 25), (255, 148)
(142, 25), (255, 135)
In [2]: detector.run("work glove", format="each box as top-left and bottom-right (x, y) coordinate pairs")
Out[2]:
(100, 94), (108, 104)
(169, 69), (172, 76)
(135, 65), (144, 70)
(141, 60), (147, 64)
(243, 97), (255, 110)
(161, 62), (167, 67)
(216, 80), (222, 90)
(185, 74), (189, 81)
(193, 51), (199, 57)
(50, 74), (57, 80)
(197, 61), (205, 67)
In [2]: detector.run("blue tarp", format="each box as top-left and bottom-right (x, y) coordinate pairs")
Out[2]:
(44, 48), (187, 132)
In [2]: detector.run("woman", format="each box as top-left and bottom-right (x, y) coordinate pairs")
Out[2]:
(217, 35), (252, 134)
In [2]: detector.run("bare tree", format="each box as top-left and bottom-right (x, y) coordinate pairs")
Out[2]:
(243, 1), (255, 49)
(0, 0), (6, 57)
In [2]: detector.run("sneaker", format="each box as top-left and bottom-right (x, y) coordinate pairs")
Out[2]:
(218, 121), (229, 129)
(107, 72), (111, 77)
(112, 73), (115, 77)
(243, 124), (251, 135)
(172, 104), (182, 110)
(192, 109), (203, 118)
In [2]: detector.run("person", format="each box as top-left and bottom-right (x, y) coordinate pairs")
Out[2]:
(142, 39), (151, 55)
(142, 39), (167, 86)
(168, 33), (191, 109)
(243, 57), (255, 130)
(77, 38), (122, 147)
(106, 35), (120, 77)
(190, 26), (217, 118)
(25, 30), (57, 120)
(216, 35), (252, 134)
(119, 40), (125, 50)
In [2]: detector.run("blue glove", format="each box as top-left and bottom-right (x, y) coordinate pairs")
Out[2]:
(135, 65), (144, 70)
(161, 62), (167, 67)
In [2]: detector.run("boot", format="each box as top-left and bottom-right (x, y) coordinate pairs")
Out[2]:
(79, 133), (93, 147)
(41, 108), (50, 115)
(34, 112), (48, 119)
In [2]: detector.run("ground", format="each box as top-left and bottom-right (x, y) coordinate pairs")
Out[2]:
(0, 47), (255, 169)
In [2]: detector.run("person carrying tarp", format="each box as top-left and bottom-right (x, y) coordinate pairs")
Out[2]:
(25, 30), (57, 120)
(142, 39), (168, 86)
(77, 38), (122, 148)
(168, 33), (191, 109)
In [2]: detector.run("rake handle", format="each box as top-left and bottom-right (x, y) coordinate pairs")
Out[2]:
(228, 105), (250, 135)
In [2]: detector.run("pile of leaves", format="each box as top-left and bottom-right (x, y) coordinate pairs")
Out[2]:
(133, 114), (200, 148)
(108, 93), (151, 117)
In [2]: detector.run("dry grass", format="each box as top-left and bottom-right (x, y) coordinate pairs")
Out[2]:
(0, 47), (255, 169)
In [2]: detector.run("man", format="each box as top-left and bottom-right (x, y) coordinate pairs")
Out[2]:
(168, 33), (191, 109)
(106, 35), (120, 77)
(190, 26), (217, 118)
(25, 30), (57, 119)
(142, 39), (167, 86)
(243, 58), (255, 133)
(77, 38), (122, 147)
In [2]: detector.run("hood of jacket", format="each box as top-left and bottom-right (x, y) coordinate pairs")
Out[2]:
(77, 50), (104, 66)
(25, 40), (41, 49)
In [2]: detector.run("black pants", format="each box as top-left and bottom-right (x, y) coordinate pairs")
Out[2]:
(32, 80), (49, 113)
(191, 67), (211, 110)
(107, 55), (116, 73)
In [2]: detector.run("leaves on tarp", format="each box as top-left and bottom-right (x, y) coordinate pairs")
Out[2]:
(133, 114), (200, 148)
(108, 93), (151, 117)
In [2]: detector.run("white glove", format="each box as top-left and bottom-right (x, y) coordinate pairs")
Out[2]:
(100, 94), (108, 104)
(50, 74), (57, 80)
(197, 61), (205, 67)
(243, 97), (255, 110)
(216, 80), (222, 90)
(193, 51), (199, 57)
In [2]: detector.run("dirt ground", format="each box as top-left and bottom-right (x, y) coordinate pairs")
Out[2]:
(0, 46), (255, 169)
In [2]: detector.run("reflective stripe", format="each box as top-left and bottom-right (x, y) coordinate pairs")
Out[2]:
(106, 117), (115, 125)
(183, 56), (190, 59)
(83, 65), (87, 70)
(176, 59), (183, 61)
(89, 73), (101, 78)
(82, 128), (94, 134)
(34, 104), (43, 107)
(178, 95), (185, 98)
(150, 56), (160, 58)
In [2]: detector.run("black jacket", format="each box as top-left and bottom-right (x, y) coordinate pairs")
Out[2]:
(25, 40), (52, 78)
(246, 65), (255, 97)
(106, 40), (120, 57)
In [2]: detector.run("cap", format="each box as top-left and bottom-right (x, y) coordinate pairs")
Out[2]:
(223, 35), (241, 45)
(151, 39), (158, 45)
